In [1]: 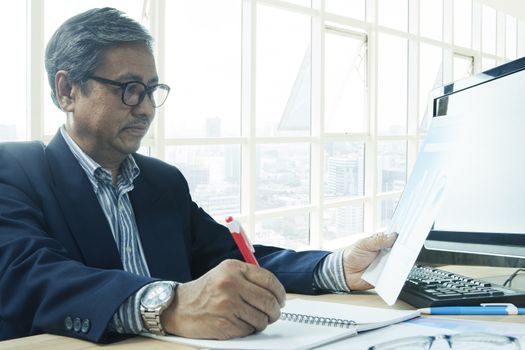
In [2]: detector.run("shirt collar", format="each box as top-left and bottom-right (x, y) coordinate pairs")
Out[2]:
(60, 126), (140, 189)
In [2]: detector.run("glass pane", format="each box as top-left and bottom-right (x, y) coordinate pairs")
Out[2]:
(377, 141), (407, 193)
(482, 5), (497, 55)
(256, 143), (310, 210)
(378, 0), (408, 32)
(419, 44), (442, 123)
(165, 0), (241, 138)
(506, 15), (517, 60)
(1, 1), (26, 141)
(482, 57), (496, 71)
(377, 197), (399, 228)
(377, 33), (407, 135)
(43, 0), (145, 136)
(255, 214), (309, 249)
(165, 145), (241, 218)
(324, 205), (364, 241)
(137, 146), (151, 157)
(256, 4), (311, 137)
(420, 0), (443, 41)
(453, 54), (474, 82)
(324, 31), (367, 133)
(283, 0), (311, 7)
(324, 142), (365, 199)
(325, 0), (365, 20)
(454, 0), (472, 48)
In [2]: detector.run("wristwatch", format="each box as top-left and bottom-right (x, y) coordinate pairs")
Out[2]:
(140, 281), (177, 335)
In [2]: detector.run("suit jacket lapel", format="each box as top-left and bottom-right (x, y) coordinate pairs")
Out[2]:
(130, 159), (189, 281)
(45, 132), (122, 270)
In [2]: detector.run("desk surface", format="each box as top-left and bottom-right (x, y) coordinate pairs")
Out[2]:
(1, 265), (523, 350)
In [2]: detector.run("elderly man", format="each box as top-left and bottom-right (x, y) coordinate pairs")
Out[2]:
(0, 7), (395, 343)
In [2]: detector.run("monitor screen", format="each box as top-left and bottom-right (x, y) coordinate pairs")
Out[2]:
(424, 57), (525, 259)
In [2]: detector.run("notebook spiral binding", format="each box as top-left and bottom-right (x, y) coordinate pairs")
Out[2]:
(280, 312), (357, 329)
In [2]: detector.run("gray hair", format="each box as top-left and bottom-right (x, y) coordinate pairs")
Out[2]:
(45, 7), (154, 108)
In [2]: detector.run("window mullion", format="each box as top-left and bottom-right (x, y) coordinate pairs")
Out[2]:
(364, 0), (378, 234)
(310, 0), (323, 249)
(241, 0), (257, 238)
(28, 0), (45, 141)
(147, 0), (166, 160)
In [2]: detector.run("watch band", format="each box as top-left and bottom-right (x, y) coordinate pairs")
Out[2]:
(141, 309), (166, 335)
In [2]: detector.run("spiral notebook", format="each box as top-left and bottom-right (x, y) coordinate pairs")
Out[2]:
(142, 298), (420, 350)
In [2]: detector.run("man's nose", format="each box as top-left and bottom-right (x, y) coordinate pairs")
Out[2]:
(132, 94), (155, 119)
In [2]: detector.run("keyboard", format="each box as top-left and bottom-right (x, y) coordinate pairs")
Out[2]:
(399, 265), (525, 308)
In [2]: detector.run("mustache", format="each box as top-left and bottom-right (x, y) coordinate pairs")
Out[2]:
(125, 118), (150, 129)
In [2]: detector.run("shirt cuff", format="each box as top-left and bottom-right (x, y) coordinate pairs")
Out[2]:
(110, 281), (179, 335)
(313, 250), (351, 293)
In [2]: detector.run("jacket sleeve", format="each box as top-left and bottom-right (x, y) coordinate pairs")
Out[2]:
(0, 144), (155, 343)
(184, 189), (330, 294)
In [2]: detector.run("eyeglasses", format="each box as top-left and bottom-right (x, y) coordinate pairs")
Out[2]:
(368, 332), (521, 350)
(87, 75), (170, 108)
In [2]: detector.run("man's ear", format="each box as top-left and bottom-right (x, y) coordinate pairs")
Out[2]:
(55, 70), (77, 112)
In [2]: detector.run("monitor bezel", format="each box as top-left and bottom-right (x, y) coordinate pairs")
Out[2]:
(424, 56), (525, 257)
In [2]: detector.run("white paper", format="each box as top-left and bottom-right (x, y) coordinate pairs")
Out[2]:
(142, 299), (419, 350)
(317, 317), (525, 349)
(363, 116), (464, 305)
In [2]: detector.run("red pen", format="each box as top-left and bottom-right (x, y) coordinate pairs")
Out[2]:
(225, 216), (259, 266)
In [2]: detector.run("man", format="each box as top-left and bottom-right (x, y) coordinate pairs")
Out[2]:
(0, 8), (396, 343)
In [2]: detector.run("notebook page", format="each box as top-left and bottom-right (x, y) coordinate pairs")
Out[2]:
(282, 299), (420, 331)
(143, 319), (356, 350)
(142, 299), (419, 349)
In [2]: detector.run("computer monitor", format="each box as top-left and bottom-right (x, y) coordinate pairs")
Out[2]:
(424, 57), (525, 259)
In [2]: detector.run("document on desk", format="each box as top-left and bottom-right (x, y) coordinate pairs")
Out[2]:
(362, 115), (464, 305)
(141, 298), (420, 350)
(316, 317), (525, 349)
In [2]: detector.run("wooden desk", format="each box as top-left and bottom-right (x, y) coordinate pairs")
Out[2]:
(1, 266), (523, 350)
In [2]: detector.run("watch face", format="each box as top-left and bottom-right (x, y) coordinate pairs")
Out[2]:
(142, 283), (173, 309)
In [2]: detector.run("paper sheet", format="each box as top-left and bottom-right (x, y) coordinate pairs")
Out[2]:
(317, 317), (525, 349)
(142, 299), (418, 350)
(363, 115), (464, 305)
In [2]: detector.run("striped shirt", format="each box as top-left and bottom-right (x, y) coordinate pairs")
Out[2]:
(61, 127), (148, 333)
(60, 127), (348, 335)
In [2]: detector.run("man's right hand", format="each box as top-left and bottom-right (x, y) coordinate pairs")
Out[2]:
(160, 259), (286, 340)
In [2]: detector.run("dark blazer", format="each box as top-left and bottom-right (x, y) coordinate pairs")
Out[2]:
(0, 132), (329, 343)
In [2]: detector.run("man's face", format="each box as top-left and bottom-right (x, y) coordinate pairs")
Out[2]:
(66, 41), (157, 165)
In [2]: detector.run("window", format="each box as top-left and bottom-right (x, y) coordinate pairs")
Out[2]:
(482, 5), (497, 55)
(324, 142), (364, 200)
(420, 0), (443, 41)
(324, 29), (367, 133)
(256, 4), (311, 137)
(1, 1), (26, 141)
(419, 44), (443, 124)
(453, 54), (474, 82)
(325, 0), (365, 21)
(256, 143), (310, 211)
(454, 0), (472, 48)
(377, 33), (408, 135)
(378, 0), (408, 32)
(506, 15), (518, 59)
(164, 0), (242, 139)
(10, 0), (524, 250)
(166, 145), (241, 217)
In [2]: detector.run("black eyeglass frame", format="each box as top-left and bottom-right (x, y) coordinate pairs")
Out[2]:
(86, 75), (170, 108)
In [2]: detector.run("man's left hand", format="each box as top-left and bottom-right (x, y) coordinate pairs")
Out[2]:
(342, 232), (397, 290)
